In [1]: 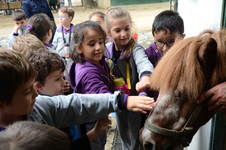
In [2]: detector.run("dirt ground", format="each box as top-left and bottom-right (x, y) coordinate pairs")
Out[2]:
(0, 2), (169, 36)
(0, 2), (169, 150)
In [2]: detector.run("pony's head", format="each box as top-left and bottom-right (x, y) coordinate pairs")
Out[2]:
(140, 30), (226, 150)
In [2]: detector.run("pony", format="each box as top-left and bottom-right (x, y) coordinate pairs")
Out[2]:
(139, 29), (226, 150)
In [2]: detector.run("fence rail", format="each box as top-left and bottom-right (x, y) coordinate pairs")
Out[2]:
(0, 2), (22, 10)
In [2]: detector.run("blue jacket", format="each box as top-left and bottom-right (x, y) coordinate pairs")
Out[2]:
(22, 0), (54, 21)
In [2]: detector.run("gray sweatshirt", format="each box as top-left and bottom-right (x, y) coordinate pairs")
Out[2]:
(28, 91), (122, 128)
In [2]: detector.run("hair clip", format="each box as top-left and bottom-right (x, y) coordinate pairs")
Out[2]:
(108, 9), (114, 15)
(27, 25), (33, 30)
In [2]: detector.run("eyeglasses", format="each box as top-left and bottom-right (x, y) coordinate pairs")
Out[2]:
(57, 16), (69, 19)
(154, 41), (175, 47)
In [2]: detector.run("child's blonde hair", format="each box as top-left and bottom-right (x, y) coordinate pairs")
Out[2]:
(105, 7), (135, 60)
(0, 121), (70, 150)
(12, 33), (45, 55)
(59, 6), (75, 20)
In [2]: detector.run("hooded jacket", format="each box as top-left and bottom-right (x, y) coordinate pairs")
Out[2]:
(69, 57), (112, 94)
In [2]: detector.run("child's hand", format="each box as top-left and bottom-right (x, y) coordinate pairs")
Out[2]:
(62, 80), (73, 94)
(136, 76), (151, 92)
(14, 25), (21, 34)
(93, 116), (112, 136)
(126, 96), (155, 114)
(87, 116), (111, 142)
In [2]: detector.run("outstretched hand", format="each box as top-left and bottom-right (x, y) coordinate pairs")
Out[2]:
(126, 96), (155, 114)
(136, 75), (151, 92)
(197, 82), (226, 112)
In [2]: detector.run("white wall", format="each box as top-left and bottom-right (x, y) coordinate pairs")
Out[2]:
(178, 0), (223, 37)
(178, 1), (223, 150)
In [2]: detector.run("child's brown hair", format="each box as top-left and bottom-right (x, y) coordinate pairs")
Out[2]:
(0, 121), (70, 150)
(71, 20), (106, 64)
(12, 9), (26, 21)
(27, 13), (54, 41)
(26, 48), (65, 87)
(59, 6), (75, 20)
(0, 48), (36, 105)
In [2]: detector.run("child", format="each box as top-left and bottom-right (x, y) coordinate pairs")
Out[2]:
(89, 11), (111, 45)
(145, 10), (185, 101)
(0, 48), (154, 149)
(69, 20), (114, 150)
(27, 48), (111, 149)
(12, 33), (45, 55)
(8, 9), (28, 47)
(52, 6), (75, 80)
(105, 7), (154, 150)
(0, 121), (71, 150)
(145, 10), (185, 67)
(26, 13), (59, 54)
(12, 33), (72, 95)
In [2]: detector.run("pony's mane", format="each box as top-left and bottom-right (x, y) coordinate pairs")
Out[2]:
(150, 29), (226, 100)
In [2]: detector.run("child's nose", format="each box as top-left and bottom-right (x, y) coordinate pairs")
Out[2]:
(95, 43), (101, 50)
(32, 85), (38, 98)
(121, 31), (126, 37)
(162, 44), (169, 53)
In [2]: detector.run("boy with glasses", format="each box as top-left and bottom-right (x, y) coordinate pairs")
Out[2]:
(52, 6), (75, 81)
(145, 10), (185, 67)
(145, 10), (185, 101)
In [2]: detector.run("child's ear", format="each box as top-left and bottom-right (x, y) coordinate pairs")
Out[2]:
(34, 81), (43, 91)
(26, 18), (28, 22)
(74, 44), (82, 54)
(107, 30), (111, 36)
(47, 29), (51, 36)
(181, 34), (186, 39)
(70, 16), (73, 22)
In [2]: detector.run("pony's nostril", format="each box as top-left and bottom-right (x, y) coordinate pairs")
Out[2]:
(143, 141), (153, 150)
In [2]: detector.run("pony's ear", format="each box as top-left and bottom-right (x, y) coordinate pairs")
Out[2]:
(198, 37), (217, 66)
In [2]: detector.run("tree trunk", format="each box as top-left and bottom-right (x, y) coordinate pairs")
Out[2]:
(82, 0), (96, 8)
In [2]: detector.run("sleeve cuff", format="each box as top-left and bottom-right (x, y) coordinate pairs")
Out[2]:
(117, 93), (128, 110)
(13, 33), (19, 36)
(140, 72), (151, 79)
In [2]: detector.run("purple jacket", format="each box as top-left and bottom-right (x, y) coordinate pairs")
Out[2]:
(69, 58), (112, 94)
(145, 43), (163, 67)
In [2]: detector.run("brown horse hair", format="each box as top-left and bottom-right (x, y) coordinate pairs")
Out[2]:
(150, 29), (226, 101)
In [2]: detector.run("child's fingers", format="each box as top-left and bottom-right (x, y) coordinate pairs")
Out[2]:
(136, 82), (150, 91)
(130, 108), (148, 114)
(127, 96), (155, 113)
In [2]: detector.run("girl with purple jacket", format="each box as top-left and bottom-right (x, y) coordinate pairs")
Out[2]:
(68, 20), (113, 150)
(69, 21), (155, 150)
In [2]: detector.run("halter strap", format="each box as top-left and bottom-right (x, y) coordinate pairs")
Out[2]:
(144, 103), (204, 147)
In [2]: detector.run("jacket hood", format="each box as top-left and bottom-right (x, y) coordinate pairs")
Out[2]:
(68, 58), (108, 91)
